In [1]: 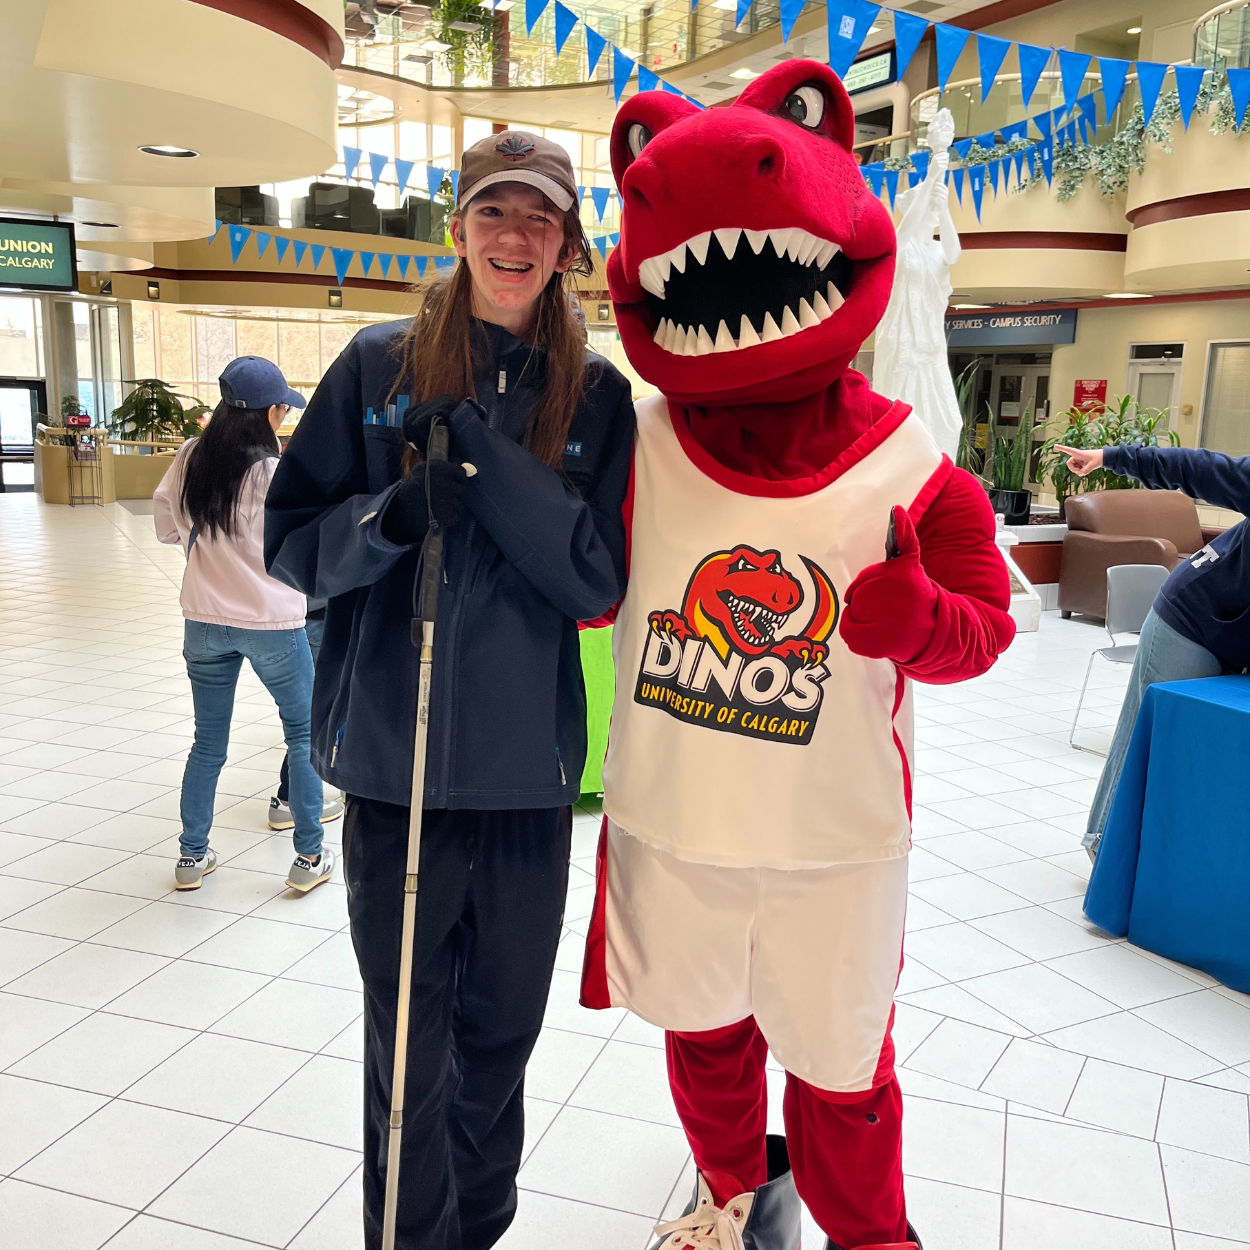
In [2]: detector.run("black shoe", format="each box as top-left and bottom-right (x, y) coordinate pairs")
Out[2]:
(651, 1135), (800, 1250)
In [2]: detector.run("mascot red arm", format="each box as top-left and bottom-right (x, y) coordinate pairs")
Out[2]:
(583, 61), (1015, 1250)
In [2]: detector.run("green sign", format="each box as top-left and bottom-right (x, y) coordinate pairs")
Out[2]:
(845, 50), (895, 95)
(0, 217), (78, 292)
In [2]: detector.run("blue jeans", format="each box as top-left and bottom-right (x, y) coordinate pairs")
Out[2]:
(1084, 609), (1222, 851)
(277, 615), (323, 804)
(181, 621), (324, 858)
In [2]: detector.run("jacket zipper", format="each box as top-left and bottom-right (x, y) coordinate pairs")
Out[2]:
(557, 748), (567, 786)
(331, 723), (346, 767)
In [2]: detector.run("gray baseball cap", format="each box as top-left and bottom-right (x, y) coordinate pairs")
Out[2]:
(457, 131), (578, 212)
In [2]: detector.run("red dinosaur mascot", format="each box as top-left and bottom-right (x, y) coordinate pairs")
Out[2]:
(580, 61), (1015, 1250)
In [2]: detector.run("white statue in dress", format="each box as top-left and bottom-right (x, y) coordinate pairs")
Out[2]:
(872, 107), (963, 457)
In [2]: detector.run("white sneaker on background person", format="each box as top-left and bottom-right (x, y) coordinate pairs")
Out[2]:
(268, 794), (344, 830)
(174, 847), (218, 890)
(287, 847), (335, 892)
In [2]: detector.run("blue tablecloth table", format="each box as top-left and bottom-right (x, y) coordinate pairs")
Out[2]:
(1084, 676), (1250, 993)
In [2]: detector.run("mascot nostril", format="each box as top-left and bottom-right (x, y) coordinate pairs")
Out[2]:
(586, 57), (1017, 1250)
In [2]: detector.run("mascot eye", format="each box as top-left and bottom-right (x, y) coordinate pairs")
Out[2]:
(733, 557), (752, 572)
(783, 85), (825, 129)
(626, 123), (652, 158)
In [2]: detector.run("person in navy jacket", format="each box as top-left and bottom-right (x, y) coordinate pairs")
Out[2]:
(265, 133), (634, 1250)
(1057, 442), (1250, 858)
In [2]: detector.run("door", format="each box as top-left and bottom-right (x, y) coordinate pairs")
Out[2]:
(1127, 361), (1181, 424)
(0, 378), (47, 452)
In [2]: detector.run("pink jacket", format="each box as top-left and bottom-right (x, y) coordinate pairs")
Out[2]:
(154, 439), (306, 631)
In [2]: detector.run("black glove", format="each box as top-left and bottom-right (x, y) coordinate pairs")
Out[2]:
(380, 459), (468, 546)
(403, 394), (458, 455)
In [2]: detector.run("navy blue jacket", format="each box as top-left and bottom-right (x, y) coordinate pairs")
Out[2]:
(1104, 444), (1250, 670)
(264, 318), (635, 809)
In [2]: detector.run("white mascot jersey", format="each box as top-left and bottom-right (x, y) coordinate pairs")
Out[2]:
(603, 394), (944, 871)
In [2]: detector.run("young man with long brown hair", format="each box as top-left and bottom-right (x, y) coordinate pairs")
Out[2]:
(265, 133), (635, 1250)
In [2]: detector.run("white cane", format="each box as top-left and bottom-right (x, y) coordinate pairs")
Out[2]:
(381, 416), (476, 1250)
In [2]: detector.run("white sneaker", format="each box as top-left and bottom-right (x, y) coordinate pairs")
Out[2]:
(174, 848), (218, 890)
(269, 795), (345, 830)
(286, 848), (335, 892)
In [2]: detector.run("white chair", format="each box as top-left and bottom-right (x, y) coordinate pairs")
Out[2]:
(1069, 563), (1171, 755)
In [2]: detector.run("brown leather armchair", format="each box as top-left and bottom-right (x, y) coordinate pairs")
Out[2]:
(1058, 489), (1221, 619)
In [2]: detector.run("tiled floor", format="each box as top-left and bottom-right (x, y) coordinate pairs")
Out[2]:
(1, 493), (1248, 1250)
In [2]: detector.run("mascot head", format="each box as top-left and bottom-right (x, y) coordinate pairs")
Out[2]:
(607, 61), (896, 406)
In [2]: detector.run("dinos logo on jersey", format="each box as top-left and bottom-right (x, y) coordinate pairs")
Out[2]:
(635, 545), (839, 746)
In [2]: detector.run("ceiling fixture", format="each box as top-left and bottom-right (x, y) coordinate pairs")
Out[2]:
(447, 19), (480, 30)
(1105, 292), (1150, 298)
(423, 38), (451, 50)
(81, 221), (119, 228)
(953, 303), (990, 309)
(1127, 26), (1142, 34)
(711, 0), (737, 9)
(138, 144), (198, 158)
(730, 67), (760, 79)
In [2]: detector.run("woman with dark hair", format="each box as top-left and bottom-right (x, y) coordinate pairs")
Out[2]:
(265, 133), (635, 1250)
(155, 357), (335, 894)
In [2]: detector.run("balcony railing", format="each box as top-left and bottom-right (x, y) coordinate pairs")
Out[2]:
(1194, 0), (1250, 71)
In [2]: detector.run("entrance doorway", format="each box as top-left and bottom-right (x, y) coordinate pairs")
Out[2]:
(949, 351), (1052, 484)
(0, 378), (47, 493)
(1127, 343), (1183, 424)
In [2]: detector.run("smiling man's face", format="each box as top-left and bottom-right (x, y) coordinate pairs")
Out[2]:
(452, 183), (574, 327)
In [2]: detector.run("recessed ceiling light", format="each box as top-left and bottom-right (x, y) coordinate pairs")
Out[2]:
(711, 0), (737, 9)
(138, 144), (198, 158)
(730, 67), (760, 79)
(81, 221), (119, 227)
(494, 0), (513, 9)
(1126, 26), (1141, 34)
(1105, 291), (1150, 298)
(423, 39), (451, 51)
(953, 303), (990, 309)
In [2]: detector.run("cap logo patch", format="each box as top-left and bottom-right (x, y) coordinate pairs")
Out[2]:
(496, 135), (535, 162)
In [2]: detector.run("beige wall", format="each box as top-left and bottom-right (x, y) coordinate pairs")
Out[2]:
(980, 0), (1209, 58)
(1048, 298), (1250, 449)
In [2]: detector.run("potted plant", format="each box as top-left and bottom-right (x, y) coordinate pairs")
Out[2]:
(954, 359), (985, 477)
(108, 379), (212, 447)
(985, 399), (1034, 525)
(1037, 394), (1179, 517)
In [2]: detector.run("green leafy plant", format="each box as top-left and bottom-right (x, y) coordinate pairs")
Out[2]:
(108, 379), (212, 443)
(1037, 394), (1180, 515)
(988, 399), (1034, 493)
(954, 358), (985, 475)
(433, 0), (494, 84)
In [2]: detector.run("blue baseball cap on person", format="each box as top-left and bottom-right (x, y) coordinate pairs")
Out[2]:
(219, 356), (307, 411)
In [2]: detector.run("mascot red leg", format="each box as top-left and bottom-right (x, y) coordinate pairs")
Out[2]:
(580, 62), (1017, 1250)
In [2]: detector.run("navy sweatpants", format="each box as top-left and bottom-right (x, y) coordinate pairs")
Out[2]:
(342, 797), (572, 1250)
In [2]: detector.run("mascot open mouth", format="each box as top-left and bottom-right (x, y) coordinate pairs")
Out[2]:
(719, 588), (788, 644)
(641, 227), (853, 354)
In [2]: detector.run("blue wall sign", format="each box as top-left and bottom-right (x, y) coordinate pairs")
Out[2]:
(945, 307), (1077, 347)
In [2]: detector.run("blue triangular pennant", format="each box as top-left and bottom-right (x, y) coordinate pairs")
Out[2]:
(342, 146), (362, 180)
(331, 248), (353, 285)
(867, 166), (884, 196)
(554, 1), (577, 54)
(310, 244), (326, 270)
(368, 153), (388, 187)
(1065, 120), (1079, 148)
(1099, 57), (1131, 119)
(292, 240), (308, 267)
(952, 166), (964, 204)
(907, 170), (921, 188)
(1136, 61), (1168, 128)
(974, 129), (996, 150)
(968, 165), (985, 221)
(911, 150), (930, 181)
(209, 219), (222, 241)
(576, 185), (587, 207)
(987, 159), (999, 196)
(1017, 43), (1051, 108)
(586, 26), (607, 75)
(394, 158), (415, 196)
(1012, 148), (1027, 184)
(934, 24), (971, 92)
(1034, 110), (1053, 138)
(892, 9), (929, 78)
(396, 254), (411, 280)
(254, 231), (272, 259)
(953, 137), (973, 159)
(1229, 67), (1250, 130)
(1174, 65), (1207, 129)
(593, 235), (608, 259)
(427, 166), (446, 200)
(638, 65), (659, 92)
(610, 233), (619, 246)
(612, 46), (636, 104)
(1000, 120), (1028, 144)
(378, 253), (393, 279)
(273, 236), (290, 264)
(415, 256), (429, 278)
(883, 168), (899, 210)
(735, 0), (752, 28)
(434, 256), (456, 272)
(976, 33), (1011, 103)
(1039, 140), (1054, 184)
(525, 0), (550, 36)
(358, 251), (375, 277)
(227, 225), (252, 263)
(827, 1), (881, 80)
(590, 185), (611, 221)
(1076, 94), (1097, 143)
(779, 0), (804, 43)
(1058, 49), (1092, 104)
(449, 171), (460, 201)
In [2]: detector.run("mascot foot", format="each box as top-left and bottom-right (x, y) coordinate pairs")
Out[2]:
(651, 1135), (800, 1250)
(825, 1223), (923, 1250)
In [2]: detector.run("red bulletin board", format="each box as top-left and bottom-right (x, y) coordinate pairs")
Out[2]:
(1074, 379), (1108, 410)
